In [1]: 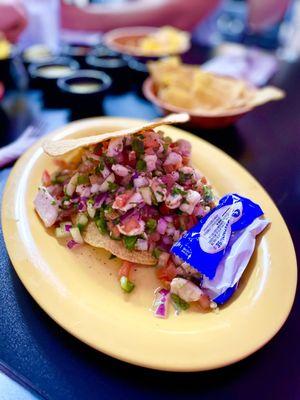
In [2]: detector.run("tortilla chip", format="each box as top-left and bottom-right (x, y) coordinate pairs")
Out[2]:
(43, 113), (189, 157)
(83, 222), (156, 265)
(148, 57), (285, 115)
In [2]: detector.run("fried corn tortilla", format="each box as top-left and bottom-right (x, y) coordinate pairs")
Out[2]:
(83, 222), (156, 265)
(43, 113), (189, 157)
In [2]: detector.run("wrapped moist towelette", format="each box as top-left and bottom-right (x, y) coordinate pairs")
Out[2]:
(171, 194), (270, 304)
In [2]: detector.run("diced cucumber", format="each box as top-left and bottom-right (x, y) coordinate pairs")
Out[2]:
(70, 227), (84, 244)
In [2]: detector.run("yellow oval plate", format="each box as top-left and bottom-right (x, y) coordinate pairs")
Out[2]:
(2, 117), (297, 371)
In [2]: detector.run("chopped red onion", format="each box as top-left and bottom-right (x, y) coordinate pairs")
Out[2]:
(157, 218), (168, 234)
(94, 193), (107, 208)
(65, 224), (72, 232)
(153, 288), (170, 318)
(67, 239), (79, 249)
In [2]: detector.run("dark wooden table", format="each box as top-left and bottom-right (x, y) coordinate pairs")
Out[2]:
(0, 56), (299, 400)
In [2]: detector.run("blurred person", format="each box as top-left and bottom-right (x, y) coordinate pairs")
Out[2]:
(0, 0), (27, 43)
(61, 0), (221, 32)
(61, 0), (292, 34)
(248, 0), (291, 32)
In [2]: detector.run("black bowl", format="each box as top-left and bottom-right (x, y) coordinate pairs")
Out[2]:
(57, 69), (112, 116)
(28, 57), (80, 107)
(126, 57), (149, 94)
(61, 43), (96, 67)
(85, 50), (129, 92)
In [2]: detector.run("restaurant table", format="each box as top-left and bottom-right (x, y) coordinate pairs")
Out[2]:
(0, 54), (299, 400)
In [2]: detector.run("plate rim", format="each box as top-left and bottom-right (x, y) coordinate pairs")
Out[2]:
(1, 116), (297, 371)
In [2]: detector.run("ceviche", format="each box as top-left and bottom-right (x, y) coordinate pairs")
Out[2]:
(35, 115), (219, 317)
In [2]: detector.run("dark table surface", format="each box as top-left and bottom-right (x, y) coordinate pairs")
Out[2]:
(0, 53), (299, 400)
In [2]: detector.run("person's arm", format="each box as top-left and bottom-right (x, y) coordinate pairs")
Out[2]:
(248, 0), (291, 32)
(61, 0), (220, 32)
(0, 0), (27, 43)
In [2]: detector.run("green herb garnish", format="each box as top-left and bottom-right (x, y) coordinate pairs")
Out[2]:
(150, 188), (158, 206)
(123, 235), (137, 250)
(95, 158), (105, 174)
(77, 175), (90, 185)
(136, 159), (146, 172)
(51, 175), (66, 184)
(131, 138), (144, 155)
(105, 156), (116, 165)
(178, 172), (193, 185)
(171, 294), (190, 311)
(95, 208), (107, 234)
(152, 248), (162, 259)
(146, 218), (157, 233)
(108, 181), (118, 192)
(203, 185), (213, 202)
(172, 187), (187, 196)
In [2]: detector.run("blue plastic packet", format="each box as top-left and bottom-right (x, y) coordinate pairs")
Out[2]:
(171, 193), (269, 304)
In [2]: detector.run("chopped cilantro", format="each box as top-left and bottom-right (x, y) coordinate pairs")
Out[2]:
(136, 159), (146, 172)
(95, 207), (107, 234)
(131, 138), (144, 155)
(51, 200), (56, 205)
(95, 158), (105, 174)
(93, 143), (103, 154)
(152, 248), (161, 259)
(108, 181), (118, 192)
(105, 156), (116, 165)
(172, 187), (187, 196)
(51, 175), (66, 184)
(150, 188), (158, 206)
(77, 175), (89, 185)
(146, 218), (157, 233)
(171, 294), (190, 311)
(123, 235), (137, 250)
(203, 185), (213, 202)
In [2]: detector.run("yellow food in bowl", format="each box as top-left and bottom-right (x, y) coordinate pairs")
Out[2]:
(139, 26), (190, 55)
(0, 39), (11, 60)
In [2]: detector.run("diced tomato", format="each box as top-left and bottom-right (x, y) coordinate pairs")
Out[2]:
(118, 261), (134, 278)
(114, 191), (133, 208)
(159, 203), (172, 216)
(164, 163), (181, 174)
(156, 261), (177, 282)
(143, 132), (160, 149)
(201, 176), (207, 184)
(121, 217), (140, 234)
(182, 156), (189, 166)
(42, 170), (51, 186)
(198, 294), (211, 310)
(149, 231), (160, 242)
(128, 150), (136, 167)
(160, 174), (175, 191)
(102, 141), (109, 151)
(93, 143), (103, 156)
(123, 150), (136, 167)
(107, 222), (121, 238)
(53, 159), (69, 169)
(145, 147), (155, 155)
(173, 215), (180, 230)
(179, 214), (198, 231)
